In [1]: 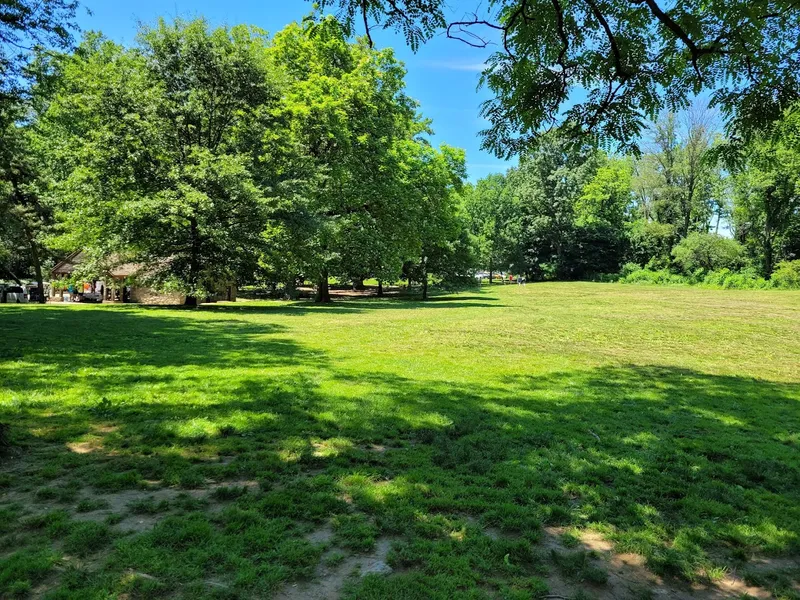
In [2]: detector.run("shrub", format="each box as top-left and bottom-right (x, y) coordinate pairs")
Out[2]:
(672, 233), (745, 274)
(703, 268), (770, 290)
(620, 262), (642, 277)
(620, 268), (689, 286)
(772, 260), (800, 288)
(626, 220), (676, 267)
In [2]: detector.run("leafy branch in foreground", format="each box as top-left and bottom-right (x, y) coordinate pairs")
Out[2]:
(316, 0), (800, 157)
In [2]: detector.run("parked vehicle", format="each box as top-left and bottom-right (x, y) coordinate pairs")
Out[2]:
(1, 285), (28, 303)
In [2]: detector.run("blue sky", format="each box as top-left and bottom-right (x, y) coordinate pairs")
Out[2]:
(73, 0), (514, 181)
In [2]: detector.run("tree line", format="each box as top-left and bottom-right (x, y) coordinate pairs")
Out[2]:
(2, 2), (800, 302)
(463, 109), (800, 287)
(1, 15), (474, 303)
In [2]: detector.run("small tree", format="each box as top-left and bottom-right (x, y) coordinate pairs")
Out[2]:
(671, 232), (745, 273)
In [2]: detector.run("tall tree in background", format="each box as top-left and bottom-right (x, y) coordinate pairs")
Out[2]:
(505, 134), (598, 279)
(319, 0), (800, 155)
(626, 108), (726, 267)
(38, 21), (279, 305)
(571, 155), (632, 275)
(644, 112), (718, 238)
(732, 113), (800, 277)
(0, 116), (51, 301)
(463, 173), (514, 281)
(0, 0), (78, 292)
(401, 141), (469, 299)
(267, 16), (431, 302)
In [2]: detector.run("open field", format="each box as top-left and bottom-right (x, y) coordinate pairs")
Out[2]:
(1, 283), (799, 599)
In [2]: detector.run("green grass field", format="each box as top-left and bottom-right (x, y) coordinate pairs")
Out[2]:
(1, 283), (799, 599)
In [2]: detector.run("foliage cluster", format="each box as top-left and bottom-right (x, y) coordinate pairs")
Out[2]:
(2, 15), (474, 303)
(463, 109), (799, 286)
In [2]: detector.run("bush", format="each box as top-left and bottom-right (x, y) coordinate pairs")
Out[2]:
(620, 266), (778, 290)
(772, 260), (800, 288)
(702, 268), (770, 289)
(620, 262), (642, 277)
(626, 220), (675, 267)
(672, 232), (745, 274)
(620, 268), (689, 286)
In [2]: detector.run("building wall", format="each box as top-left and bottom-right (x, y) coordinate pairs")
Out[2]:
(129, 287), (186, 305)
(128, 285), (236, 305)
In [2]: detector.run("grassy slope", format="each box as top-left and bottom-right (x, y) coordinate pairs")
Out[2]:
(1, 282), (799, 599)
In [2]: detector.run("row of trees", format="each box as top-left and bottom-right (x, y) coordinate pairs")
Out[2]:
(2, 16), (473, 303)
(3, 3), (798, 300)
(464, 110), (800, 281)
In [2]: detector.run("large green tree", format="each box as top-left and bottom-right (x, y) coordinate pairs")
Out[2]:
(38, 20), (279, 304)
(266, 16), (430, 302)
(399, 141), (470, 299)
(0, 116), (52, 301)
(732, 113), (800, 276)
(505, 134), (599, 279)
(463, 173), (515, 281)
(0, 0), (79, 295)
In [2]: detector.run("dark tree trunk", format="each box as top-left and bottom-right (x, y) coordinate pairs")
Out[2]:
(316, 270), (332, 303)
(283, 277), (298, 300)
(24, 227), (45, 303)
(682, 206), (691, 239)
(764, 237), (775, 279)
(489, 263), (493, 285)
(352, 278), (365, 291)
(407, 274), (412, 290)
(377, 280), (383, 296)
(421, 258), (428, 300)
(185, 215), (200, 306)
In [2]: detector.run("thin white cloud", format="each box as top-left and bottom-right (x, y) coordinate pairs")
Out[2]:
(420, 59), (487, 72)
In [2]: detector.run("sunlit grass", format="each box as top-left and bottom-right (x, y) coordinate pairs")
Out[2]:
(1, 282), (799, 598)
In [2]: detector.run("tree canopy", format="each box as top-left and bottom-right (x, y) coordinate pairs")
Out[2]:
(27, 15), (472, 302)
(320, 0), (800, 155)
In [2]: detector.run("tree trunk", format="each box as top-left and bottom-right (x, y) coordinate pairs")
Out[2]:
(352, 278), (365, 291)
(316, 269), (332, 303)
(489, 262), (493, 285)
(407, 273), (412, 290)
(283, 277), (298, 300)
(377, 280), (383, 296)
(421, 258), (428, 300)
(24, 227), (45, 304)
(682, 206), (691, 239)
(185, 215), (201, 307)
(764, 236), (775, 279)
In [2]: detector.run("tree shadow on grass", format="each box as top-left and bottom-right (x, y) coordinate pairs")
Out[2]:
(1, 305), (799, 596)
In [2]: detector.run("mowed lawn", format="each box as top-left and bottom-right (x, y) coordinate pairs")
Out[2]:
(1, 283), (799, 599)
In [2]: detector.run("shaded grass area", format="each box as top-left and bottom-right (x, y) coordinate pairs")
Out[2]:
(1, 283), (799, 599)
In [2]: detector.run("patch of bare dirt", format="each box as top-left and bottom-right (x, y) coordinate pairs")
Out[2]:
(305, 522), (334, 545)
(542, 526), (776, 600)
(275, 537), (394, 600)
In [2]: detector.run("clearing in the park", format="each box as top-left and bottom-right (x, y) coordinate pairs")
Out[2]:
(1, 283), (799, 599)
